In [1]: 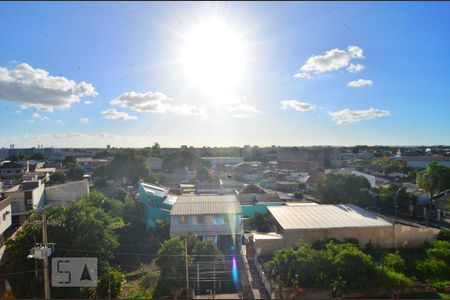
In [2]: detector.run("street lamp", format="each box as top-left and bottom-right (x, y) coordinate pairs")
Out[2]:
(393, 187), (401, 248)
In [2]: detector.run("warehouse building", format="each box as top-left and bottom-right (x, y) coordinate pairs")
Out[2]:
(249, 203), (440, 255)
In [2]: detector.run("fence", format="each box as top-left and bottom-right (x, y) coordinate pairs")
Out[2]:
(253, 254), (274, 299)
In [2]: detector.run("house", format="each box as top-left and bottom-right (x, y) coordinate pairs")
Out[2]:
(0, 161), (27, 178)
(1, 180), (45, 225)
(202, 157), (243, 167)
(0, 196), (12, 241)
(273, 181), (298, 193)
(76, 157), (110, 173)
(237, 184), (281, 204)
(139, 182), (177, 228)
(195, 179), (244, 195)
(232, 161), (263, 181)
(399, 156), (450, 169)
(146, 156), (163, 171)
(170, 194), (244, 247)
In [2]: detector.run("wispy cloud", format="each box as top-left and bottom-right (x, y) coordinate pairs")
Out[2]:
(280, 100), (316, 111)
(80, 117), (90, 124)
(227, 104), (260, 118)
(101, 108), (138, 121)
(347, 63), (364, 73)
(0, 63), (97, 111)
(294, 46), (364, 79)
(31, 112), (50, 121)
(347, 79), (373, 88)
(110, 91), (204, 116)
(329, 108), (390, 124)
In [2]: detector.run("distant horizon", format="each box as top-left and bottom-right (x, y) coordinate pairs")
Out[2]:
(2, 144), (450, 150)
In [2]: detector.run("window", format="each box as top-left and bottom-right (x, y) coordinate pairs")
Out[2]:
(212, 215), (224, 225)
(2, 212), (6, 221)
(179, 216), (188, 224)
(195, 215), (204, 224)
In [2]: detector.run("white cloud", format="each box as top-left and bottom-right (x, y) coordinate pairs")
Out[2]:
(294, 46), (364, 79)
(0, 63), (97, 111)
(329, 108), (390, 125)
(31, 112), (49, 121)
(80, 118), (90, 124)
(347, 79), (373, 88)
(227, 104), (260, 118)
(101, 108), (138, 121)
(347, 63), (364, 73)
(110, 91), (204, 116)
(280, 100), (316, 111)
(84, 100), (92, 105)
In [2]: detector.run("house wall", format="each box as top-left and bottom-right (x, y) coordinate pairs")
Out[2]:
(45, 180), (89, 203)
(170, 214), (243, 236)
(0, 202), (12, 237)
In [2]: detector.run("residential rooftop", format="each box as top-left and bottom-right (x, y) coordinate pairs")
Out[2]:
(171, 194), (242, 216)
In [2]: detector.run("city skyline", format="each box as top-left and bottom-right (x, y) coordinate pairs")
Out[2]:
(1, 2), (450, 148)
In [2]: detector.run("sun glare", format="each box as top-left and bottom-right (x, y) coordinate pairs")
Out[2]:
(182, 18), (245, 94)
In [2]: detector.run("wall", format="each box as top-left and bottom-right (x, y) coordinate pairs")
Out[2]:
(170, 214), (243, 236)
(0, 202), (12, 237)
(394, 224), (440, 248)
(45, 180), (89, 203)
(253, 224), (441, 255)
(407, 160), (450, 169)
(31, 182), (45, 209)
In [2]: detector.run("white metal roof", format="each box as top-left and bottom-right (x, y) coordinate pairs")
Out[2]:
(171, 194), (242, 216)
(268, 204), (392, 230)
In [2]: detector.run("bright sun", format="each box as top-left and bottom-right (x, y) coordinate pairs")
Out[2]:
(182, 19), (245, 94)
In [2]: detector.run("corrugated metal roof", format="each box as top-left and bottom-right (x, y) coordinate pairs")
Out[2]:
(268, 204), (391, 230)
(171, 194), (242, 216)
(141, 183), (169, 198)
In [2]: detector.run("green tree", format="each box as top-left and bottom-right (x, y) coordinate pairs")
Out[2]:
(416, 162), (450, 204)
(95, 267), (125, 298)
(29, 152), (46, 160)
(63, 155), (76, 166)
(154, 219), (170, 245)
(67, 165), (84, 181)
(49, 172), (67, 184)
(248, 212), (270, 232)
(195, 167), (210, 182)
(316, 174), (373, 207)
(293, 191), (304, 200)
(2, 191), (122, 299)
(376, 184), (418, 214)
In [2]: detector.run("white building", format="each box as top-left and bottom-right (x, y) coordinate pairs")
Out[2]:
(1, 180), (45, 225)
(0, 196), (12, 241)
(170, 194), (244, 246)
(202, 157), (243, 166)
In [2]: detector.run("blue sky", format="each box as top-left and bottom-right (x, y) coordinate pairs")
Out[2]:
(0, 1), (449, 148)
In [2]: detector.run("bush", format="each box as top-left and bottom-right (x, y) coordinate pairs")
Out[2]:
(248, 212), (270, 232)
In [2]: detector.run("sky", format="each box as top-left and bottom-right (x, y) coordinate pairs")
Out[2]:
(0, 1), (450, 148)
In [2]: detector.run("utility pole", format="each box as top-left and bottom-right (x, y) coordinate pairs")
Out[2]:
(26, 203), (62, 300)
(392, 188), (401, 248)
(185, 238), (189, 300)
(42, 210), (50, 300)
(197, 261), (199, 295)
(213, 261), (216, 295)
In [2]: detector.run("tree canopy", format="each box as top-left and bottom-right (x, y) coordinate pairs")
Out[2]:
(416, 162), (450, 201)
(315, 174), (373, 207)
